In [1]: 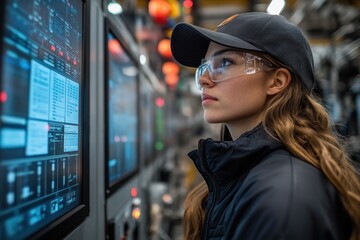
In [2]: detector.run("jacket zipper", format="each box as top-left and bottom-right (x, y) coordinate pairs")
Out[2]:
(199, 142), (219, 240)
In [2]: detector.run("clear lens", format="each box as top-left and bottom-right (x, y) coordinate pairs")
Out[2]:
(195, 51), (274, 90)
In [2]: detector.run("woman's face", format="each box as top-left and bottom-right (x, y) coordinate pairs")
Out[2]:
(199, 42), (273, 134)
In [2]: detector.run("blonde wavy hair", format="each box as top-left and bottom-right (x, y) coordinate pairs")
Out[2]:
(183, 55), (360, 240)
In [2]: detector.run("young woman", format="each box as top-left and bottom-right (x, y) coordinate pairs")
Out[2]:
(170, 12), (360, 240)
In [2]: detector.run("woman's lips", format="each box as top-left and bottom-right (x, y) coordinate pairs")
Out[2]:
(202, 93), (217, 104)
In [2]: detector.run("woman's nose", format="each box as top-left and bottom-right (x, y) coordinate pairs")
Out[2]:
(198, 71), (215, 89)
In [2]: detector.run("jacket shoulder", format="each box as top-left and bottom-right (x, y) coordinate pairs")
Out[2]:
(245, 149), (333, 201)
(225, 150), (352, 240)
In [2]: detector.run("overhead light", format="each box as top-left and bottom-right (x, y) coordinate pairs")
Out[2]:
(139, 54), (147, 65)
(108, 2), (123, 15)
(267, 0), (286, 15)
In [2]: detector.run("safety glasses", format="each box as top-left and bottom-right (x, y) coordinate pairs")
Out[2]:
(195, 50), (275, 90)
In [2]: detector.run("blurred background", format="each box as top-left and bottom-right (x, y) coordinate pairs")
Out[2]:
(0, 1), (359, 240)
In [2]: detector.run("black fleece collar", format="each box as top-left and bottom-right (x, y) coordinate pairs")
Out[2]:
(188, 125), (284, 181)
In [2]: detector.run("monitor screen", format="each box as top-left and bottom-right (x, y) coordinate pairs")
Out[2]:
(106, 27), (138, 192)
(140, 76), (155, 164)
(0, 0), (88, 239)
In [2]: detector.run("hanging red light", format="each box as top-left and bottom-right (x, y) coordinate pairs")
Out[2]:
(165, 74), (179, 86)
(183, 0), (193, 9)
(157, 39), (172, 58)
(162, 61), (179, 75)
(148, 0), (171, 25)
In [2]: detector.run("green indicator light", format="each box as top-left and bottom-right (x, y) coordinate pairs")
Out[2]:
(155, 141), (164, 150)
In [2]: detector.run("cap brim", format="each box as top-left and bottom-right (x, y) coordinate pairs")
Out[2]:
(170, 23), (263, 68)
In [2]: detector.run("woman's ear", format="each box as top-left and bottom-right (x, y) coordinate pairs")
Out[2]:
(267, 68), (292, 95)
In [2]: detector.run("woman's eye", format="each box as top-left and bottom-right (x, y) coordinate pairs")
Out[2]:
(220, 58), (233, 67)
(212, 57), (233, 70)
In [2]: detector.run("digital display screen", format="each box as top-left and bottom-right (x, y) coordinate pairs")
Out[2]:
(0, 0), (84, 239)
(107, 31), (138, 189)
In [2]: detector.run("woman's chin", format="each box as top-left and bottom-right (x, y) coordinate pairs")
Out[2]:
(203, 114), (223, 124)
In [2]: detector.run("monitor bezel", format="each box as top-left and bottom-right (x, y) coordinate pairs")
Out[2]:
(104, 17), (140, 196)
(0, 0), (90, 239)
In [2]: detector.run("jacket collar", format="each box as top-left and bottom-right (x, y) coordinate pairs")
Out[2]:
(188, 125), (283, 180)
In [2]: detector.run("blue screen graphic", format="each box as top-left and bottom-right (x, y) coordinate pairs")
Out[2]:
(0, 0), (83, 239)
(107, 32), (138, 187)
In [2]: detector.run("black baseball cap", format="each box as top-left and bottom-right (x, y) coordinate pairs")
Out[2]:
(170, 12), (315, 90)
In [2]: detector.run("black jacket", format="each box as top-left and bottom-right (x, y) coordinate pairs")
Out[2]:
(188, 125), (353, 240)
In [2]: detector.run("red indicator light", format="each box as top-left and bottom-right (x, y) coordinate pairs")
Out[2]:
(0, 91), (7, 103)
(51, 45), (56, 51)
(155, 97), (165, 107)
(73, 60), (77, 65)
(59, 51), (64, 56)
(131, 187), (138, 197)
